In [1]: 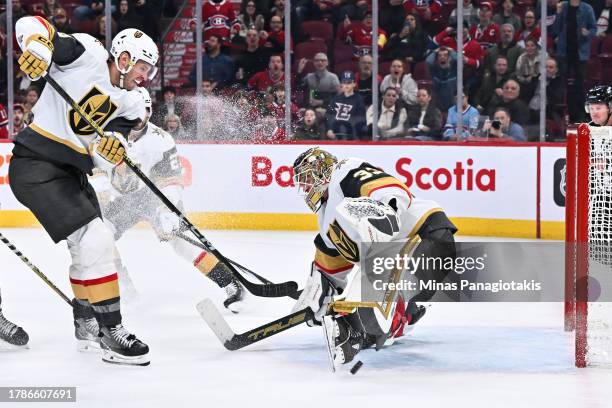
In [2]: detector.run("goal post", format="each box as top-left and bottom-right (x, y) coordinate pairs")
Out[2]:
(565, 123), (612, 368)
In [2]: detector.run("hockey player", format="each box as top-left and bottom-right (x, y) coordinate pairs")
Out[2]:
(89, 87), (244, 312)
(291, 148), (457, 368)
(0, 289), (29, 347)
(9, 16), (158, 365)
(585, 85), (612, 126)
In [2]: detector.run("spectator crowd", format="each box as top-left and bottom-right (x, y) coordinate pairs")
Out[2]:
(0, 0), (608, 142)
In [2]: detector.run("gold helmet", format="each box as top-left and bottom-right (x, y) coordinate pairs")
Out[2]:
(293, 148), (337, 212)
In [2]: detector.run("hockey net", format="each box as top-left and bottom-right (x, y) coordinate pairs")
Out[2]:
(565, 124), (612, 367)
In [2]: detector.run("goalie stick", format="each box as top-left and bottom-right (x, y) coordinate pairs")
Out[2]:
(196, 299), (313, 350)
(44, 73), (298, 299)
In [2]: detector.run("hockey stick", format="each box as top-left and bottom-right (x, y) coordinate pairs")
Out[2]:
(43, 74), (298, 299)
(196, 298), (313, 350)
(176, 232), (302, 300)
(176, 232), (273, 284)
(0, 232), (72, 306)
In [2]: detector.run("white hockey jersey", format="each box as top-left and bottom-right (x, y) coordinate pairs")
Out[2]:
(14, 16), (146, 173)
(90, 122), (182, 199)
(313, 158), (443, 288)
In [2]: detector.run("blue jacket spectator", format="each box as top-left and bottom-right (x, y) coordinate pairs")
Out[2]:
(426, 47), (458, 111)
(551, 0), (596, 61)
(550, 0), (596, 122)
(443, 93), (480, 140)
(189, 35), (235, 88)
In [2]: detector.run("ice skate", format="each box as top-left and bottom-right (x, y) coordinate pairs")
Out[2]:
(0, 311), (29, 348)
(100, 324), (150, 366)
(74, 317), (101, 352)
(223, 279), (244, 314)
(323, 315), (364, 372)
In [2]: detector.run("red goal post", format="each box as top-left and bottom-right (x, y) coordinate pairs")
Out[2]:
(565, 123), (612, 368)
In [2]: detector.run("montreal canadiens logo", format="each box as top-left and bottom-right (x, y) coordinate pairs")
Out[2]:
(210, 15), (226, 27)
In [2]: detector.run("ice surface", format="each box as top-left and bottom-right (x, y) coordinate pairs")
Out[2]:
(0, 229), (611, 408)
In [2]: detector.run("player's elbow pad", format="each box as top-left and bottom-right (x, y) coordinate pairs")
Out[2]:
(16, 16), (55, 51)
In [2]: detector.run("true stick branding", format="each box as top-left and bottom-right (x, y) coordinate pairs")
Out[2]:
(247, 312), (308, 340)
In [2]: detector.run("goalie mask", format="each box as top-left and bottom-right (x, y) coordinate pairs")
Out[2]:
(110, 29), (159, 88)
(293, 148), (337, 212)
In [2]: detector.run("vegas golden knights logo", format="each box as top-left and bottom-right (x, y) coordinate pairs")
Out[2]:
(327, 220), (359, 263)
(134, 31), (143, 38)
(69, 86), (117, 136)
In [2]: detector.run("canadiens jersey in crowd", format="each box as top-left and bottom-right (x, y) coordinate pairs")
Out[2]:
(345, 22), (387, 57)
(313, 158), (442, 289)
(13, 16), (146, 174)
(469, 22), (501, 49)
(203, 0), (240, 41)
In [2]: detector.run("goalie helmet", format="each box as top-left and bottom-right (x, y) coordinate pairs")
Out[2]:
(293, 148), (337, 212)
(585, 85), (612, 113)
(110, 29), (159, 85)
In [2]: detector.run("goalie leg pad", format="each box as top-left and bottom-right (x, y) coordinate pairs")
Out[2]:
(291, 264), (335, 326)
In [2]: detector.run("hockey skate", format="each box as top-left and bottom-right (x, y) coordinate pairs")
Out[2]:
(223, 279), (244, 314)
(0, 311), (29, 348)
(74, 317), (101, 352)
(99, 324), (150, 366)
(323, 315), (364, 372)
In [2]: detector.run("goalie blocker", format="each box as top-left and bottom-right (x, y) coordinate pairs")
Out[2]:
(292, 148), (457, 370)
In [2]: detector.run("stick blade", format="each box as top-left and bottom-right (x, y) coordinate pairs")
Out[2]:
(196, 299), (236, 349)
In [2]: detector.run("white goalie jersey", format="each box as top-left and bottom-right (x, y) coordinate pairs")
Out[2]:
(313, 158), (443, 289)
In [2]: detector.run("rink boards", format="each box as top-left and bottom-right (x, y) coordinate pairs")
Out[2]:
(0, 141), (567, 239)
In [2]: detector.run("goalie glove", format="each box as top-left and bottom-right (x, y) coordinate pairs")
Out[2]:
(90, 132), (127, 171)
(291, 263), (336, 326)
(18, 34), (53, 80)
(335, 197), (401, 244)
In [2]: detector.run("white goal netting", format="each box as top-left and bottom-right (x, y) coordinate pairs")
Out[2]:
(585, 126), (612, 366)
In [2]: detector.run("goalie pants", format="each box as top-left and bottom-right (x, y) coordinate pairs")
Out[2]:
(410, 211), (458, 303)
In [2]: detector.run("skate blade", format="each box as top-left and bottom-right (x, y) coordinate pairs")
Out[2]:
(101, 348), (150, 366)
(225, 300), (244, 314)
(0, 340), (29, 351)
(322, 316), (337, 373)
(77, 339), (102, 353)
